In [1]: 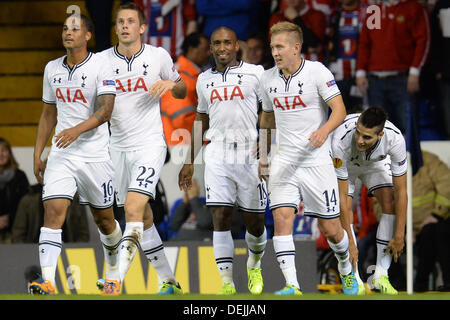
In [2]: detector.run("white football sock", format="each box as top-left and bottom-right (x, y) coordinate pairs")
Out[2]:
(98, 220), (122, 281)
(118, 222), (143, 282)
(273, 234), (300, 289)
(141, 224), (176, 284)
(213, 230), (234, 285)
(245, 228), (267, 269)
(327, 230), (352, 276)
(374, 213), (396, 279)
(39, 227), (62, 285)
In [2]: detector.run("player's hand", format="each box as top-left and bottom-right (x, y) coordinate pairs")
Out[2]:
(355, 76), (368, 96)
(54, 127), (81, 149)
(309, 127), (329, 148)
(178, 163), (194, 191)
(407, 74), (420, 94)
(385, 235), (405, 263)
(149, 80), (176, 98)
(33, 158), (46, 185)
(258, 161), (269, 182)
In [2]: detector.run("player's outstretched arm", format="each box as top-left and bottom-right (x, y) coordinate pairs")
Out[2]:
(386, 174), (407, 262)
(54, 94), (115, 149)
(33, 103), (57, 184)
(178, 112), (209, 191)
(309, 94), (346, 148)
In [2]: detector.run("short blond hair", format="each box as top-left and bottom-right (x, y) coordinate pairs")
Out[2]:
(270, 21), (303, 44)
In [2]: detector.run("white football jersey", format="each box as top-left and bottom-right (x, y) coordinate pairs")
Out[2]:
(260, 59), (341, 167)
(196, 61), (265, 146)
(42, 52), (116, 162)
(331, 113), (408, 179)
(101, 44), (181, 151)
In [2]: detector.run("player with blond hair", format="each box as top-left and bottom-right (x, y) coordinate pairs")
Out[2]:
(259, 21), (358, 295)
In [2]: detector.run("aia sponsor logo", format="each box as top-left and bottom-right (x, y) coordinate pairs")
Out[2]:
(273, 96), (306, 110)
(115, 77), (148, 92)
(210, 86), (244, 104)
(56, 88), (87, 103)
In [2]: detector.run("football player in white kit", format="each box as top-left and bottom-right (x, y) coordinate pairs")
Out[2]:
(332, 107), (407, 295)
(258, 21), (358, 295)
(178, 27), (268, 295)
(96, 3), (187, 295)
(29, 14), (122, 295)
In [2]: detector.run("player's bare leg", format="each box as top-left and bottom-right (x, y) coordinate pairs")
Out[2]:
(243, 212), (266, 294)
(43, 198), (70, 228)
(319, 217), (358, 294)
(91, 206), (122, 295)
(211, 206), (236, 294)
(372, 187), (398, 294)
(29, 198), (70, 295)
(272, 207), (302, 295)
(141, 202), (181, 295)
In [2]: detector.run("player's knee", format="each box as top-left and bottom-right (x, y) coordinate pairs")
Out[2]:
(374, 188), (395, 213)
(318, 219), (342, 242)
(211, 207), (233, 231)
(244, 214), (265, 236)
(92, 209), (115, 234)
(381, 201), (395, 214)
(322, 229), (341, 243)
(43, 200), (69, 228)
(44, 205), (63, 218)
(272, 211), (295, 235)
(273, 209), (293, 224)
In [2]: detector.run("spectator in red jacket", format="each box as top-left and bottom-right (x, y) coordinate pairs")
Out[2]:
(355, 0), (430, 133)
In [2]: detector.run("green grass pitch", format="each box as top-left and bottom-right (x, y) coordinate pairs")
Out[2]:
(1, 292), (449, 300)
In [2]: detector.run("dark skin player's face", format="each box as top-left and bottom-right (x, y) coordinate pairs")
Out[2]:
(62, 16), (91, 50)
(210, 29), (239, 71)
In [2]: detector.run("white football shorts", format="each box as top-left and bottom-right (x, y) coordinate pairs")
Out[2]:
(204, 144), (267, 213)
(42, 152), (115, 209)
(268, 157), (340, 219)
(346, 157), (393, 197)
(110, 145), (166, 206)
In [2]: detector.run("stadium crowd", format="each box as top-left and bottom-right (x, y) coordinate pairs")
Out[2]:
(85, 0), (450, 142)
